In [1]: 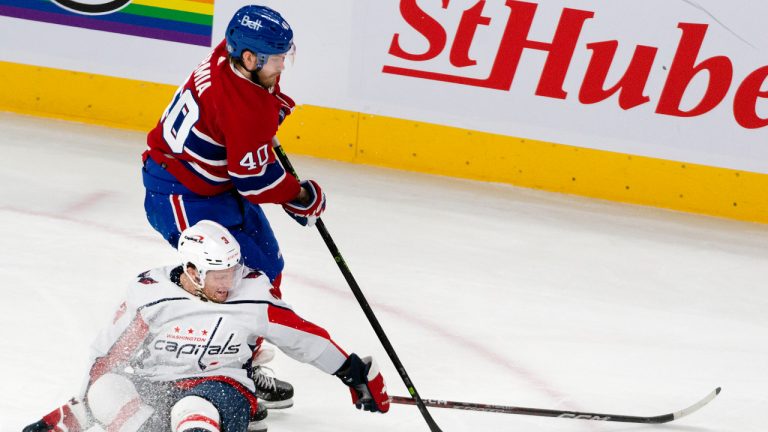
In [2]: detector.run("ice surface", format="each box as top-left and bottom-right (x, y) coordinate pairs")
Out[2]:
(0, 112), (766, 431)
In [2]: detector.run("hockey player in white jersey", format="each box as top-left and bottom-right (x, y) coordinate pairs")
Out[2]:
(22, 220), (389, 432)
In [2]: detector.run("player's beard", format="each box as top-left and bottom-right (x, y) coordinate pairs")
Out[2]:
(236, 60), (276, 89)
(254, 70), (279, 89)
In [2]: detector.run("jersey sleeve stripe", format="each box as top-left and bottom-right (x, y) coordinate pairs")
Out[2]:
(235, 169), (287, 196)
(266, 305), (347, 373)
(191, 127), (224, 147)
(89, 315), (149, 383)
(180, 159), (230, 183)
(184, 130), (227, 162)
(227, 165), (268, 178)
(184, 147), (227, 167)
(267, 304), (330, 339)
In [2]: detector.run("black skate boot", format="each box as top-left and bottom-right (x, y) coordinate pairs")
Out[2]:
(247, 402), (268, 432)
(250, 366), (294, 409)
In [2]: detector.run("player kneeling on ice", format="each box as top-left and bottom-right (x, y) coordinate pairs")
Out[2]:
(23, 220), (389, 432)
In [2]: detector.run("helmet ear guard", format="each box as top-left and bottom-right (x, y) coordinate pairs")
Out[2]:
(181, 261), (204, 289)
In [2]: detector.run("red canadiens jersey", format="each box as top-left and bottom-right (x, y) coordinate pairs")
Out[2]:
(144, 40), (300, 204)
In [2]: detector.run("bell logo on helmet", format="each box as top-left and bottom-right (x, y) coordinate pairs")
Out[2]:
(240, 15), (263, 31)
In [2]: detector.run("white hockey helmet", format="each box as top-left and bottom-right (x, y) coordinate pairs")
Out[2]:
(178, 220), (242, 289)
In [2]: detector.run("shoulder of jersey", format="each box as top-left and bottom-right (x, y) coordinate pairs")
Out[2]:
(133, 267), (167, 285)
(239, 268), (272, 288)
(210, 42), (233, 77)
(129, 266), (187, 300)
(230, 269), (280, 302)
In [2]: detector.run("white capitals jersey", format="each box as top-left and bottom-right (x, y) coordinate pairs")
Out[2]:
(87, 265), (348, 392)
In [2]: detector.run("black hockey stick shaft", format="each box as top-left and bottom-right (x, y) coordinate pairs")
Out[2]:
(272, 137), (442, 432)
(391, 387), (721, 424)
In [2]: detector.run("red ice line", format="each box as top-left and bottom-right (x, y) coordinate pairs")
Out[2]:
(60, 190), (114, 215)
(0, 204), (158, 243)
(287, 273), (591, 418)
(1, 204), (593, 424)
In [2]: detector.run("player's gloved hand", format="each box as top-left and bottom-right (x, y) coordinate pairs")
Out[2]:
(275, 92), (295, 125)
(334, 353), (390, 413)
(282, 179), (326, 227)
(23, 398), (89, 432)
(22, 420), (53, 432)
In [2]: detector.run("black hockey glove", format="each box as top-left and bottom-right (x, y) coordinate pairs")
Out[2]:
(22, 420), (53, 432)
(334, 353), (390, 413)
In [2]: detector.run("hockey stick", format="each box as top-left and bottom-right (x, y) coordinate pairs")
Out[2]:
(391, 387), (720, 424)
(271, 137), (443, 432)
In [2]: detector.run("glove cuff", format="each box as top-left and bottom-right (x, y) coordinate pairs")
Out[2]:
(334, 353), (368, 387)
(283, 180), (321, 212)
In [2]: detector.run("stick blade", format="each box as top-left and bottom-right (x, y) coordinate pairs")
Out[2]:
(667, 387), (721, 422)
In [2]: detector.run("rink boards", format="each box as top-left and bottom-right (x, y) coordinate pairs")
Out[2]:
(1, 0), (768, 223)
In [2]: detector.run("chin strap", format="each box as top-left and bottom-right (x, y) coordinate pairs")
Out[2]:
(182, 266), (212, 302)
(232, 57), (266, 86)
(195, 290), (211, 302)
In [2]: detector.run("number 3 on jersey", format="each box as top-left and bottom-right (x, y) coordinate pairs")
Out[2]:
(162, 89), (200, 154)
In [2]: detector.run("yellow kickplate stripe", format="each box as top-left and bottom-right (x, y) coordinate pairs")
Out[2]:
(2, 60), (767, 224)
(353, 113), (768, 224)
(276, 105), (359, 163)
(0, 61), (174, 131)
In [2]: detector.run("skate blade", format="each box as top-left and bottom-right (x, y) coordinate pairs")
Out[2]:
(260, 398), (294, 409)
(247, 419), (267, 432)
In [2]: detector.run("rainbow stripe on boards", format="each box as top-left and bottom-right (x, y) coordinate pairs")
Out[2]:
(0, 0), (214, 46)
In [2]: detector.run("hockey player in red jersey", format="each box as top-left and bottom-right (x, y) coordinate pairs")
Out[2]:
(143, 4), (322, 413)
(22, 220), (389, 432)
(143, 4), (322, 294)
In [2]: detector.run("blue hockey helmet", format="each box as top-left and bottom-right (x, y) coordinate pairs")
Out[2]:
(226, 5), (294, 68)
